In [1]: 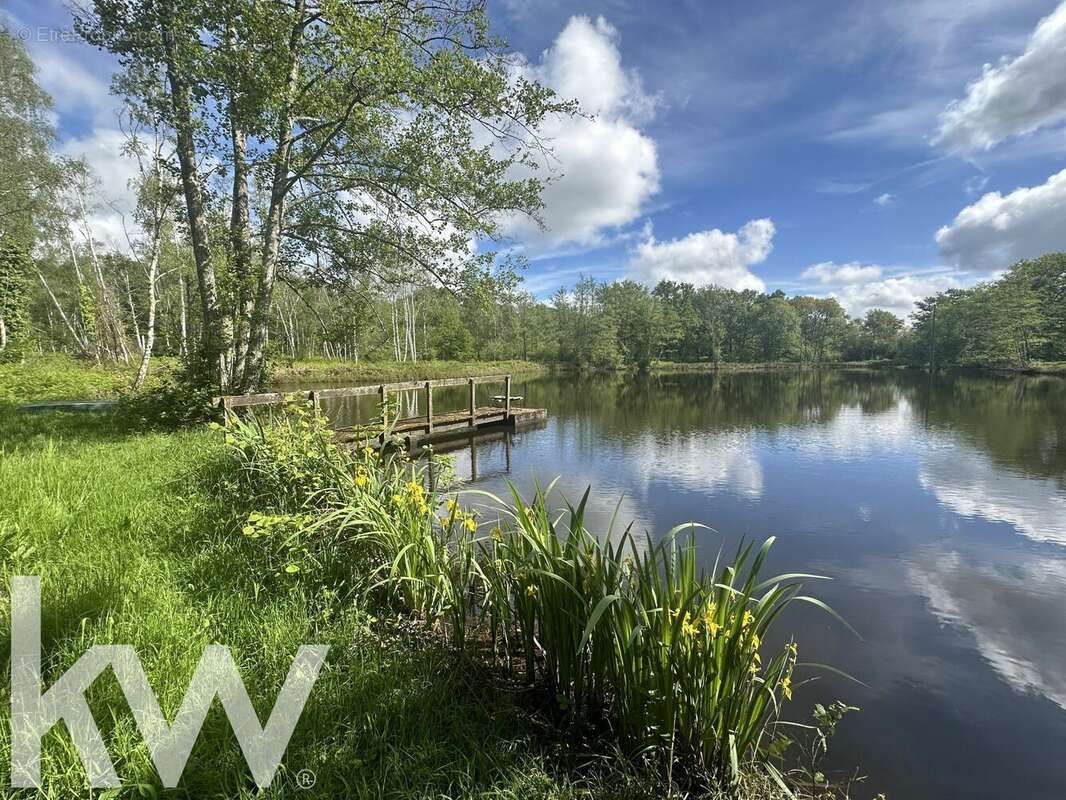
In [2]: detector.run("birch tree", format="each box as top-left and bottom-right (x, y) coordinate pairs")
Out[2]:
(77, 0), (574, 393)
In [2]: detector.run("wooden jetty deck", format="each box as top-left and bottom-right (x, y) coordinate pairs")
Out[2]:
(217, 374), (546, 449)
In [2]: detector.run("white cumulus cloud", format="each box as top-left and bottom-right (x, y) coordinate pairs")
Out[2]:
(936, 169), (1066, 271)
(800, 261), (962, 319)
(934, 1), (1066, 152)
(627, 219), (774, 291)
(500, 16), (660, 252)
(833, 273), (961, 319)
(802, 261), (883, 285)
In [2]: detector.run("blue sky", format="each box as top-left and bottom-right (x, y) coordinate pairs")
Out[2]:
(6, 0), (1066, 317)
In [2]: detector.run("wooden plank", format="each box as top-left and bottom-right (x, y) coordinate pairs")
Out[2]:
(426, 377), (470, 389)
(218, 373), (515, 412)
(222, 392), (287, 408)
(315, 386), (379, 399)
(383, 380), (425, 392)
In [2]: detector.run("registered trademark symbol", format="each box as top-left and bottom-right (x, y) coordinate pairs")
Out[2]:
(295, 768), (316, 789)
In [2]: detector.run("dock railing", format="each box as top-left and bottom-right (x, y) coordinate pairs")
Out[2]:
(217, 374), (517, 443)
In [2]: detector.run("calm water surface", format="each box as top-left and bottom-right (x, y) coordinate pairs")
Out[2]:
(292, 369), (1066, 799)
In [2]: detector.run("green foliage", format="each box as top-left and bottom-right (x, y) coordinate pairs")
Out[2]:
(0, 414), (654, 798)
(755, 293), (802, 362)
(906, 253), (1066, 370)
(0, 237), (33, 361)
(476, 487), (827, 788)
(221, 405), (847, 792)
(0, 28), (64, 245)
(601, 280), (676, 369)
(0, 353), (131, 403)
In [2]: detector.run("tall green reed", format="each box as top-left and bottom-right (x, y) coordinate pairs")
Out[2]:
(221, 403), (846, 789)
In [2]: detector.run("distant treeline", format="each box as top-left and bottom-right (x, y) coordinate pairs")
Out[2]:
(905, 253), (1065, 371)
(13, 249), (1064, 375)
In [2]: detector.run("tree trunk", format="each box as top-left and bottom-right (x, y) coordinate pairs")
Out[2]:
(178, 272), (188, 358)
(159, 3), (233, 390)
(37, 270), (90, 356)
(124, 269), (144, 352)
(132, 230), (161, 390)
(241, 0), (306, 391)
(227, 19), (255, 382)
(76, 185), (130, 363)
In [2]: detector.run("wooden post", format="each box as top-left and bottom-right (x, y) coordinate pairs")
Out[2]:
(379, 384), (387, 444)
(308, 390), (319, 416)
(425, 381), (433, 433)
(468, 378), (476, 428)
(504, 375), (512, 418)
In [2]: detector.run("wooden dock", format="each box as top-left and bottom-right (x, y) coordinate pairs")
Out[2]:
(217, 374), (546, 449)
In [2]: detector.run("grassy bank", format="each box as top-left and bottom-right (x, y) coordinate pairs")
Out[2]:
(0, 401), (842, 797)
(648, 360), (893, 373)
(270, 358), (548, 386)
(0, 412), (673, 798)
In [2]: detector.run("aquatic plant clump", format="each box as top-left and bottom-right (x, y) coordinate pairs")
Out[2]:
(220, 402), (844, 790)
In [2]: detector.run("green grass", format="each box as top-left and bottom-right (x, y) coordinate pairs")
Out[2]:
(648, 361), (891, 373)
(0, 412), (753, 799)
(1027, 361), (1066, 375)
(270, 358), (547, 386)
(0, 359), (848, 798)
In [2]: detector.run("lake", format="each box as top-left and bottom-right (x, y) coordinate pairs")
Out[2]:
(289, 368), (1066, 799)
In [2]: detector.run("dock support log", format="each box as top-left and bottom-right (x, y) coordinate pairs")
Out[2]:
(505, 375), (512, 418)
(425, 381), (434, 433)
(379, 384), (387, 443)
(468, 378), (476, 428)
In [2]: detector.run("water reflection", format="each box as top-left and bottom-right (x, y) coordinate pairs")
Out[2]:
(909, 545), (1066, 712)
(276, 368), (1066, 798)
(919, 441), (1066, 546)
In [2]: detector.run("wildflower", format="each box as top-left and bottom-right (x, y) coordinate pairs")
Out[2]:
(702, 604), (720, 636)
(446, 498), (459, 514)
(787, 641), (798, 658)
(490, 526), (503, 541)
(525, 584), (539, 598)
(781, 675), (793, 701)
(362, 445), (376, 458)
(681, 613), (699, 638)
(392, 494), (404, 506)
(750, 633), (762, 651)
(418, 503), (430, 516)
(463, 515), (477, 533)
(354, 466), (369, 488)
(438, 516), (451, 528)
(742, 609), (755, 628)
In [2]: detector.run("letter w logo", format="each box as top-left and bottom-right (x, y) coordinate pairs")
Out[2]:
(9, 577), (328, 788)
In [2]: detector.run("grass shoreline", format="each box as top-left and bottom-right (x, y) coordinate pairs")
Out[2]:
(269, 358), (549, 386)
(0, 360), (865, 797)
(4, 354), (1064, 407)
